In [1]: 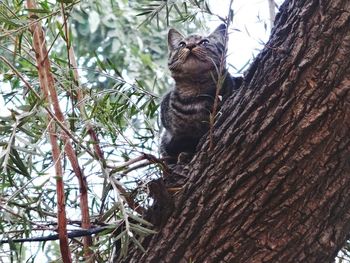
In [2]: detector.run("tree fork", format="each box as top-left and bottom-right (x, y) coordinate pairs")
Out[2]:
(123, 0), (350, 262)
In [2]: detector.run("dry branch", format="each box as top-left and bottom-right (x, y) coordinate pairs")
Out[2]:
(25, 0), (72, 260)
(26, 0), (92, 260)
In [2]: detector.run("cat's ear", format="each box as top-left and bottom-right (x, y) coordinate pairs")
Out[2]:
(168, 28), (184, 50)
(209, 24), (227, 43)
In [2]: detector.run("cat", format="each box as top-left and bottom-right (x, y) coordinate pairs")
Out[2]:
(160, 24), (242, 163)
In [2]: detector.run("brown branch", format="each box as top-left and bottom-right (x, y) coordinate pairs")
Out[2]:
(26, 1), (72, 261)
(110, 153), (166, 172)
(26, 0), (92, 260)
(59, 3), (113, 257)
(50, 32), (92, 262)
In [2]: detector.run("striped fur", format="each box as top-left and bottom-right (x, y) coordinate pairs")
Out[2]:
(160, 24), (242, 162)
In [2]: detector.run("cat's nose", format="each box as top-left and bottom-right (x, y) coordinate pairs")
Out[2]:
(186, 43), (196, 50)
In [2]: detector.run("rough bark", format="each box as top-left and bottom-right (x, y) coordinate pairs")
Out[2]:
(125, 0), (350, 262)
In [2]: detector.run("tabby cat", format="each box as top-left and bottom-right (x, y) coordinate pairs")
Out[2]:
(160, 24), (242, 163)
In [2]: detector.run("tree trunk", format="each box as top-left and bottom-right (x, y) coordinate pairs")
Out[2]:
(125, 0), (350, 262)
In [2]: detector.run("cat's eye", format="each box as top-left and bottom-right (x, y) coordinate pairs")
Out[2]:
(178, 41), (186, 48)
(199, 39), (210, 46)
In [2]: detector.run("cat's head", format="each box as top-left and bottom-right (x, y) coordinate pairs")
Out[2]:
(167, 24), (226, 77)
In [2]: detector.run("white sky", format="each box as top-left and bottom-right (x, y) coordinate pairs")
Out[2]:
(208, 0), (283, 73)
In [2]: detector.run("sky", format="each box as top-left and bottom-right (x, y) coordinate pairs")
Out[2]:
(208, 0), (283, 73)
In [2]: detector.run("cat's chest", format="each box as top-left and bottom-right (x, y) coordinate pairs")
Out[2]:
(168, 90), (215, 133)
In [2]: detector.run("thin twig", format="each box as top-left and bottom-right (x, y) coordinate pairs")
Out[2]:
(110, 154), (165, 173)
(0, 226), (113, 244)
(59, 3), (93, 256)
(209, 0), (234, 150)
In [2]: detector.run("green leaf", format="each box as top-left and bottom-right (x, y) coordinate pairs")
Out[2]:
(128, 212), (153, 227)
(10, 148), (30, 178)
(130, 236), (146, 253)
(136, 10), (153, 16)
(57, 0), (74, 3)
(56, 21), (66, 41)
(130, 223), (157, 235)
(0, 18), (21, 28)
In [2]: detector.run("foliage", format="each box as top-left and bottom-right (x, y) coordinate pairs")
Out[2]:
(1, 0), (348, 261)
(0, 0), (223, 261)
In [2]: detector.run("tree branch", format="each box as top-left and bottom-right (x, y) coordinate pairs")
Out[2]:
(0, 226), (111, 244)
(25, 1), (73, 261)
